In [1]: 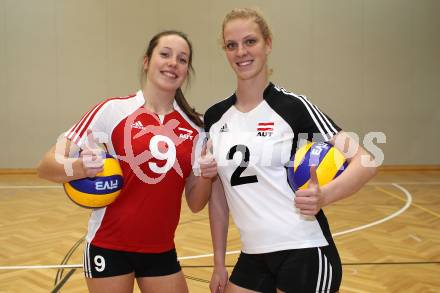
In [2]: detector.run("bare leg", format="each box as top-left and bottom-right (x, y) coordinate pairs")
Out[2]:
(225, 281), (261, 293)
(85, 272), (135, 293)
(136, 271), (189, 293)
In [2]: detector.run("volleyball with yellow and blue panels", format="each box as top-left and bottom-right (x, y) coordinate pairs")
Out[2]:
(288, 142), (348, 191)
(63, 154), (123, 208)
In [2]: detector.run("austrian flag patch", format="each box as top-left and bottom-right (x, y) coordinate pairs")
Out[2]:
(257, 122), (274, 137)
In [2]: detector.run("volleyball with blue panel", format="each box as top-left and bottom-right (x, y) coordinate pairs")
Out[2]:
(63, 154), (123, 208)
(288, 142), (347, 191)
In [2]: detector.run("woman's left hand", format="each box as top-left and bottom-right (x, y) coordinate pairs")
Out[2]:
(294, 166), (324, 216)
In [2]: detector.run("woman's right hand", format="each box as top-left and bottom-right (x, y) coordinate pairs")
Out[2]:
(210, 265), (228, 293)
(199, 139), (218, 179)
(80, 129), (105, 178)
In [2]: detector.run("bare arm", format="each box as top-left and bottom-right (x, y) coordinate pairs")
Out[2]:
(185, 138), (218, 213)
(185, 172), (215, 213)
(37, 131), (104, 183)
(294, 131), (379, 215)
(321, 131), (378, 206)
(209, 177), (229, 293)
(37, 138), (84, 183)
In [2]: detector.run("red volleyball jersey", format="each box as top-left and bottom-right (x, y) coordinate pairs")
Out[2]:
(66, 90), (203, 253)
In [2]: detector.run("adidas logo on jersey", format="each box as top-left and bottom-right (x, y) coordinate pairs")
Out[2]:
(257, 122), (274, 137)
(220, 123), (229, 133)
(132, 121), (145, 130)
(178, 127), (193, 140)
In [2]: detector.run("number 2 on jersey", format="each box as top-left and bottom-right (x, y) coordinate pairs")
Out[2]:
(227, 145), (258, 186)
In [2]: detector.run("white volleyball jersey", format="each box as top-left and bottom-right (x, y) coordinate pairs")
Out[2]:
(204, 83), (341, 254)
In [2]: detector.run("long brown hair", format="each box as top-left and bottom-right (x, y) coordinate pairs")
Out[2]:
(141, 30), (203, 127)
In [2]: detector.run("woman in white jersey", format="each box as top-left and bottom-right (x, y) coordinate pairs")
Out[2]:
(37, 31), (218, 293)
(204, 8), (378, 293)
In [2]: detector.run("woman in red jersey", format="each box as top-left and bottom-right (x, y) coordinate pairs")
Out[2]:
(37, 30), (218, 293)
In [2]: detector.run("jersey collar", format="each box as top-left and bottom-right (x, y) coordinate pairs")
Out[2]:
(231, 82), (275, 103)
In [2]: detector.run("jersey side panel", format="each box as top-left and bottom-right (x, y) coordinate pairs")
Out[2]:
(266, 85), (342, 246)
(271, 85), (341, 143)
(71, 93), (145, 245)
(173, 101), (205, 175)
(65, 94), (137, 147)
(204, 95), (236, 133)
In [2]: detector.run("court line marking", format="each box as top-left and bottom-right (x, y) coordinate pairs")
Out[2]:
(332, 183), (412, 237)
(180, 183), (413, 259)
(0, 183), (413, 270)
(375, 185), (440, 219)
(0, 264), (80, 270)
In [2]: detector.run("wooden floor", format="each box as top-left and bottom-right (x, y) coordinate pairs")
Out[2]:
(0, 170), (439, 293)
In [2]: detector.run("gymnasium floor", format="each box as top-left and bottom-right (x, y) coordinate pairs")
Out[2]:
(0, 170), (439, 292)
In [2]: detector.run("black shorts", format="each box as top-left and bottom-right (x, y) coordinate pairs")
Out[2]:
(230, 245), (342, 293)
(83, 243), (181, 278)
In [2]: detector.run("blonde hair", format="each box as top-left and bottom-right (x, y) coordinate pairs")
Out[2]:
(221, 8), (273, 75)
(221, 8), (272, 46)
